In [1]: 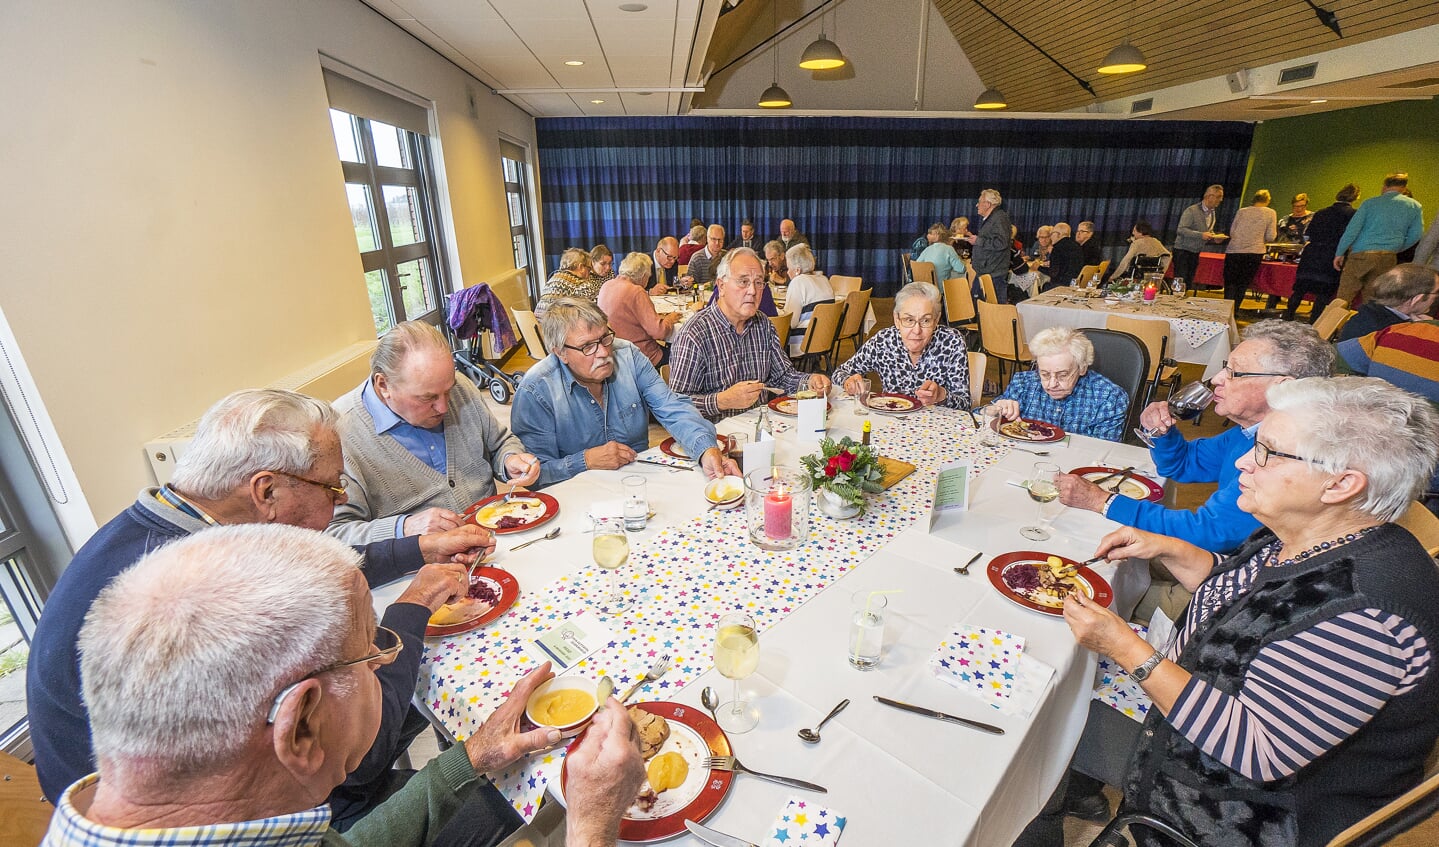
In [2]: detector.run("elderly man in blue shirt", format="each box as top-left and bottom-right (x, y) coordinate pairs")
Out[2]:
(512, 298), (740, 486)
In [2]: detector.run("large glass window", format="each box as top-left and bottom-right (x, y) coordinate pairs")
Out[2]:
(502, 149), (539, 300)
(330, 110), (447, 334)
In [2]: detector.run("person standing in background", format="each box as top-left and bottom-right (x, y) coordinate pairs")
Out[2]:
(1223, 189), (1278, 305)
(1334, 173), (1424, 305)
(1171, 184), (1228, 285)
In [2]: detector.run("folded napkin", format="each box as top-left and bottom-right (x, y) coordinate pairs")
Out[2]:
(633, 446), (693, 469)
(1092, 623), (1153, 724)
(763, 796), (846, 847)
(928, 625), (1055, 718)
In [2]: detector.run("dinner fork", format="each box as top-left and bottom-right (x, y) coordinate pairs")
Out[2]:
(1008, 444), (1051, 456)
(618, 654), (671, 704)
(702, 755), (827, 793)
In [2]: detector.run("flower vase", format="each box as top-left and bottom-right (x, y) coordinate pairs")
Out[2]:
(817, 488), (861, 520)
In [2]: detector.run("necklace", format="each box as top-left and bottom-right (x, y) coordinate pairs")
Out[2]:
(1266, 525), (1380, 568)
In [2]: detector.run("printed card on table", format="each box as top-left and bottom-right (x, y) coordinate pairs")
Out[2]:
(927, 460), (971, 530)
(522, 613), (617, 673)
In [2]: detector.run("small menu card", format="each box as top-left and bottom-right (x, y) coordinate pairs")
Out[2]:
(522, 612), (617, 672)
(797, 397), (827, 440)
(927, 460), (971, 530)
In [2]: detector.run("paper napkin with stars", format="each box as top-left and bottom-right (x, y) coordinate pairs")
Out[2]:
(1092, 623), (1153, 723)
(763, 796), (846, 846)
(927, 625), (1055, 718)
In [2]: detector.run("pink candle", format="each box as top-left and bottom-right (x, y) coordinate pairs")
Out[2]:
(764, 486), (792, 540)
(1142, 282), (1158, 301)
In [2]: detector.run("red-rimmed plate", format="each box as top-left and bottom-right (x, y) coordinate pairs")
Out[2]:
(866, 393), (922, 413)
(463, 492), (560, 535)
(987, 551), (1113, 617)
(660, 436), (727, 460)
(1070, 466), (1163, 503)
(768, 395), (833, 417)
(425, 566), (519, 637)
(994, 416), (1066, 443)
(558, 701), (733, 842)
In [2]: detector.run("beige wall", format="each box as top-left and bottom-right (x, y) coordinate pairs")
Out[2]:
(0, 0), (536, 525)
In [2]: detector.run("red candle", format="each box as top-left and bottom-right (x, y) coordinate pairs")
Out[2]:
(764, 485), (792, 540)
(1142, 282), (1158, 301)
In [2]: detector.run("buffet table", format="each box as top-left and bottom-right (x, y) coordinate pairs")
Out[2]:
(375, 402), (1157, 846)
(1193, 251), (1300, 298)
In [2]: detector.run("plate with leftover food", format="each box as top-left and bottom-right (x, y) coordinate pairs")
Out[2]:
(994, 417), (1066, 443)
(464, 492), (560, 534)
(987, 551), (1112, 617)
(1069, 466), (1163, 503)
(768, 391), (832, 416)
(865, 393), (922, 413)
(425, 566), (519, 637)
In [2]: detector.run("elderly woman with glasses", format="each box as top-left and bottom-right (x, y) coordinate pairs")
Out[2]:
(832, 281), (971, 409)
(1017, 377), (1439, 847)
(993, 326), (1128, 441)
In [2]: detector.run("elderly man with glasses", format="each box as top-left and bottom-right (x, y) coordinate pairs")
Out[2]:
(993, 327), (1128, 441)
(329, 321), (540, 544)
(1057, 320), (1335, 554)
(27, 389), (495, 826)
(669, 248), (831, 420)
(649, 236), (691, 294)
(833, 281), (971, 409)
(511, 298), (738, 486)
(42, 524), (643, 847)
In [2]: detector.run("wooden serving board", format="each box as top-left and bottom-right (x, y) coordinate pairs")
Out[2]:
(876, 456), (916, 490)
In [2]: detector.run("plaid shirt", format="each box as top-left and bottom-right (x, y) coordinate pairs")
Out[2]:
(997, 369), (1128, 442)
(669, 304), (809, 419)
(832, 326), (972, 410)
(43, 774), (331, 847)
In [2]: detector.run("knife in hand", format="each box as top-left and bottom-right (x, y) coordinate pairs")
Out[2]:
(874, 696), (1005, 735)
(685, 819), (759, 847)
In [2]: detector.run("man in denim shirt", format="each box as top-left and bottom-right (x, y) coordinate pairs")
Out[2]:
(512, 298), (739, 486)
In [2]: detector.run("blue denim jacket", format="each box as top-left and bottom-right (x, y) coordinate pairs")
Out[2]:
(511, 339), (718, 486)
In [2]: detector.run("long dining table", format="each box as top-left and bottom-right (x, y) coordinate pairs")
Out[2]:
(374, 399), (1158, 846)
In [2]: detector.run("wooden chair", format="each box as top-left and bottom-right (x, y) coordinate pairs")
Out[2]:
(1326, 759), (1439, 846)
(0, 752), (52, 847)
(768, 312), (792, 344)
(966, 351), (987, 408)
(1314, 299), (1355, 341)
(979, 273), (1000, 304)
(942, 276), (978, 331)
(1076, 263), (1102, 287)
(510, 308), (548, 359)
(976, 299), (1032, 387)
(830, 275), (863, 298)
(909, 261), (937, 286)
(899, 251), (914, 284)
(833, 289), (871, 360)
(793, 301), (845, 371)
(1396, 500), (1439, 557)
(678, 263), (688, 277)
(1106, 315), (1183, 408)
(1097, 259), (1111, 278)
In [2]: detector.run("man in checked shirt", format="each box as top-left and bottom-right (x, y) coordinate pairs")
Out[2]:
(669, 247), (831, 420)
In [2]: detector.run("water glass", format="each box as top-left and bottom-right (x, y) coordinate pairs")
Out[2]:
(622, 475), (647, 531)
(1171, 277), (1187, 298)
(980, 404), (1005, 446)
(849, 591), (887, 669)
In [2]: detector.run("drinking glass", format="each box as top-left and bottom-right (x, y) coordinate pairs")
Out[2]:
(1170, 277), (1187, 298)
(1020, 462), (1062, 541)
(590, 517), (630, 615)
(621, 475), (647, 531)
(1134, 381), (1214, 447)
(849, 591), (887, 669)
(980, 404), (1005, 446)
(713, 611), (760, 732)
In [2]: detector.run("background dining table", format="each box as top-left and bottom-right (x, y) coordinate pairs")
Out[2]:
(373, 399), (1159, 846)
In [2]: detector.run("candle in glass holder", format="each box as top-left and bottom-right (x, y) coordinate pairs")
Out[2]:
(763, 483), (792, 540)
(1142, 281), (1159, 301)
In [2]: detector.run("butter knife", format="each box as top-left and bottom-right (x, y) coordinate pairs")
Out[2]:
(873, 696), (1005, 735)
(684, 819), (758, 847)
(636, 457), (693, 470)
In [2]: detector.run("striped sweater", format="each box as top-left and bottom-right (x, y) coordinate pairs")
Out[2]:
(1337, 321), (1439, 404)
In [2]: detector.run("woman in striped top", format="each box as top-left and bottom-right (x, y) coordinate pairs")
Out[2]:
(1055, 377), (1439, 847)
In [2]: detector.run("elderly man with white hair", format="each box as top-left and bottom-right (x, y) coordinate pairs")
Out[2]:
(779, 243), (835, 356)
(43, 524), (644, 847)
(964, 188), (1013, 303)
(832, 281), (971, 409)
(329, 321), (540, 544)
(994, 327), (1129, 442)
(1046, 222), (1085, 291)
(27, 389), (495, 823)
(685, 223), (726, 287)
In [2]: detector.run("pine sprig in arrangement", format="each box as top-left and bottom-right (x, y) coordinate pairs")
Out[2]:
(800, 436), (884, 514)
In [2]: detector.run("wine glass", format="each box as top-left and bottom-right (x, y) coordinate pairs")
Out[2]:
(1170, 277), (1187, 298)
(1134, 381), (1215, 447)
(1020, 462), (1062, 541)
(713, 611), (760, 732)
(591, 517), (630, 615)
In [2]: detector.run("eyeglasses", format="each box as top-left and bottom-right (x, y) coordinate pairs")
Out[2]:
(1253, 439), (1312, 467)
(562, 328), (616, 357)
(896, 315), (937, 329)
(658, 248), (677, 261)
(267, 625), (403, 724)
(1218, 360), (1288, 380)
(1038, 368), (1078, 385)
(727, 277), (767, 290)
(272, 470), (347, 499)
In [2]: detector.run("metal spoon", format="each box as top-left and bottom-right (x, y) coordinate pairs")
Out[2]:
(596, 675), (615, 702)
(953, 550), (983, 576)
(797, 698), (850, 744)
(700, 686), (720, 722)
(510, 526), (561, 551)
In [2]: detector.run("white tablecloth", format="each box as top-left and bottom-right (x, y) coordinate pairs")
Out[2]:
(1017, 291), (1239, 379)
(374, 404), (1158, 846)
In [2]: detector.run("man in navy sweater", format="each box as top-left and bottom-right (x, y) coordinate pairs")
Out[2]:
(26, 389), (498, 829)
(1056, 321), (1334, 553)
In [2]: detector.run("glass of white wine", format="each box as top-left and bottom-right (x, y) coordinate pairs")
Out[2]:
(1021, 462), (1063, 541)
(591, 517), (630, 616)
(713, 611), (760, 733)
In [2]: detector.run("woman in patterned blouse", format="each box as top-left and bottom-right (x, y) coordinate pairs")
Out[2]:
(832, 282), (971, 409)
(536, 247), (599, 316)
(993, 326), (1128, 441)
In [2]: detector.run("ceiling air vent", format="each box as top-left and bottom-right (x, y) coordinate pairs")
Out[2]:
(1278, 62), (1319, 85)
(1383, 77), (1439, 89)
(1130, 98), (1153, 114)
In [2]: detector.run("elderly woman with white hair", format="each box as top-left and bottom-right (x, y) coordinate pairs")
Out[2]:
(832, 281), (971, 409)
(779, 243), (836, 355)
(993, 326), (1128, 441)
(536, 247), (599, 316)
(1017, 377), (1439, 847)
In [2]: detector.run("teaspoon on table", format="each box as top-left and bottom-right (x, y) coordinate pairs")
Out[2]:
(954, 551), (983, 576)
(701, 686), (721, 722)
(798, 698), (849, 743)
(509, 526), (561, 551)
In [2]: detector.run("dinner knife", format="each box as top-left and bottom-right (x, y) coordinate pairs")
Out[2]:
(873, 696), (1005, 735)
(1091, 465), (1135, 488)
(684, 819), (759, 847)
(636, 457), (693, 470)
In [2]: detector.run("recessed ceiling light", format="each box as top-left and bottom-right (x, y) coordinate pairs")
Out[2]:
(619, 3), (648, 10)
(636, 91), (654, 96)
(1310, 98), (1328, 104)
(591, 99), (605, 104)
(565, 60), (584, 66)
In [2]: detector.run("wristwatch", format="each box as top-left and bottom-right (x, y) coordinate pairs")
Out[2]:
(1129, 649), (1165, 682)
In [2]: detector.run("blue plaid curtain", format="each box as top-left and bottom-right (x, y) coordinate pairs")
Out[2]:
(536, 116), (1253, 297)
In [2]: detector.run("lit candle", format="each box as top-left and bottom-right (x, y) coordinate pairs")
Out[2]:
(1142, 281), (1158, 301)
(764, 483), (792, 540)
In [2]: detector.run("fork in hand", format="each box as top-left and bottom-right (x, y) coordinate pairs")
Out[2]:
(703, 755), (827, 793)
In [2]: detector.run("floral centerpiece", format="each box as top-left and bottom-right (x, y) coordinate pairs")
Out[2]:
(800, 436), (884, 518)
